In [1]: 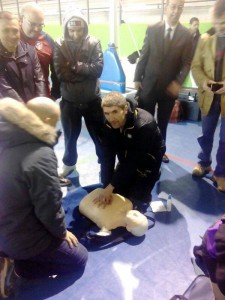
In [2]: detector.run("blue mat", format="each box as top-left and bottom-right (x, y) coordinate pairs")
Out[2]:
(63, 185), (155, 251)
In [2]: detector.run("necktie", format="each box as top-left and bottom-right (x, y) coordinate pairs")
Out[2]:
(164, 28), (172, 55)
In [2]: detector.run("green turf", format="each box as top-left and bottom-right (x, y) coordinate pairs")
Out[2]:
(45, 21), (212, 55)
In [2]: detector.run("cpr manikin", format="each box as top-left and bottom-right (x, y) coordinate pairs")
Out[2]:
(79, 188), (148, 237)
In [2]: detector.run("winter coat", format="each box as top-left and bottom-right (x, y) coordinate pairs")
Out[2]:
(0, 41), (47, 103)
(0, 99), (66, 260)
(191, 34), (225, 117)
(53, 10), (103, 105)
(101, 100), (165, 189)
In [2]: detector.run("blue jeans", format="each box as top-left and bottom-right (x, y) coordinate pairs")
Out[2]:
(14, 239), (88, 279)
(197, 97), (225, 177)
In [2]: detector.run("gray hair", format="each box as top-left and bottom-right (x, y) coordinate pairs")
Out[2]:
(101, 91), (127, 109)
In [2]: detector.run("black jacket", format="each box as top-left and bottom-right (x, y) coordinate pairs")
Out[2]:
(0, 41), (47, 103)
(101, 100), (165, 189)
(0, 99), (66, 260)
(53, 12), (103, 105)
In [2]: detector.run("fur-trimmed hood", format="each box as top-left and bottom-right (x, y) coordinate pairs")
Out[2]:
(0, 98), (57, 150)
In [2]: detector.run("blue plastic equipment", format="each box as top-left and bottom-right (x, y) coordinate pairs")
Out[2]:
(100, 43), (126, 93)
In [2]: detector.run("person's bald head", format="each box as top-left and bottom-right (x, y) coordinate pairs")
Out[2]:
(20, 2), (45, 39)
(27, 97), (60, 127)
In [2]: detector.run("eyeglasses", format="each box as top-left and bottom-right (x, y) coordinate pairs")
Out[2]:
(23, 16), (45, 29)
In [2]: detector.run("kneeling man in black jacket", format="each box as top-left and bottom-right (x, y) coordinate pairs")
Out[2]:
(95, 91), (165, 209)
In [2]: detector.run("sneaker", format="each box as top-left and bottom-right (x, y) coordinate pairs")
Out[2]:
(192, 165), (212, 177)
(214, 177), (225, 193)
(58, 164), (77, 177)
(59, 177), (71, 187)
(0, 257), (15, 298)
(162, 154), (169, 163)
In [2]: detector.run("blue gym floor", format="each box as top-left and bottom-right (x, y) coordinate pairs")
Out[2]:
(9, 118), (225, 300)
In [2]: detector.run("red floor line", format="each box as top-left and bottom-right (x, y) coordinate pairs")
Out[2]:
(167, 154), (196, 167)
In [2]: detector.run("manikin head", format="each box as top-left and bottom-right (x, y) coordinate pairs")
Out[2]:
(0, 11), (20, 53)
(211, 0), (225, 37)
(20, 2), (45, 39)
(189, 17), (199, 35)
(27, 97), (60, 127)
(125, 210), (148, 237)
(101, 92), (128, 129)
(165, 0), (185, 27)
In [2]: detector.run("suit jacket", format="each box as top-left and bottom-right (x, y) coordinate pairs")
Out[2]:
(191, 34), (225, 117)
(134, 21), (193, 98)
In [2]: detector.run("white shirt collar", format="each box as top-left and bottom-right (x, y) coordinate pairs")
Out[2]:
(164, 21), (178, 38)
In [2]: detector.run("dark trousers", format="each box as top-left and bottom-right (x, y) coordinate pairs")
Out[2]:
(114, 169), (161, 203)
(14, 239), (88, 279)
(60, 98), (104, 166)
(139, 89), (175, 142)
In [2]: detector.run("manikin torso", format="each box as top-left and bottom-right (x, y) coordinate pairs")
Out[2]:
(79, 188), (133, 231)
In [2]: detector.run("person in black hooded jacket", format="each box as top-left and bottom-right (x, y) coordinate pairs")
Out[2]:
(0, 97), (88, 295)
(94, 91), (165, 209)
(53, 9), (104, 179)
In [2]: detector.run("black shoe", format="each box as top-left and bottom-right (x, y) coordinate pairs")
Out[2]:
(162, 154), (169, 163)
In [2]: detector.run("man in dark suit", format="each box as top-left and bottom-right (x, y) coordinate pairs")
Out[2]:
(134, 0), (193, 163)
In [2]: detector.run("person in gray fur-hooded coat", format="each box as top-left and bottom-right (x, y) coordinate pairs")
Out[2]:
(0, 98), (88, 280)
